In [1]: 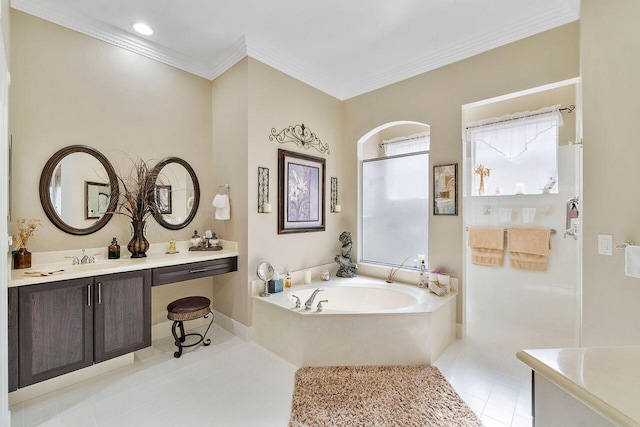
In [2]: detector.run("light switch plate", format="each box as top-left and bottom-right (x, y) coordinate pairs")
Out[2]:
(598, 234), (613, 256)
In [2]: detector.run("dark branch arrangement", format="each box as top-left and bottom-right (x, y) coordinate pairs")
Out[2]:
(110, 157), (158, 222)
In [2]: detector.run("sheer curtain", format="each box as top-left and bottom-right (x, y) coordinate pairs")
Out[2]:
(383, 132), (430, 156)
(467, 105), (563, 160)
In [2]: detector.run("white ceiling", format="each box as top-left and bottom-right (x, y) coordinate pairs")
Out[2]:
(11, 0), (580, 100)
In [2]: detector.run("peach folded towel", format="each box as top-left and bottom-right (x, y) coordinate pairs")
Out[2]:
(507, 228), (551, 271)
(469, 227), (505, 267)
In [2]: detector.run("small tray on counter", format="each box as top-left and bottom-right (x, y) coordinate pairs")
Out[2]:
(188, 246), (223, 251)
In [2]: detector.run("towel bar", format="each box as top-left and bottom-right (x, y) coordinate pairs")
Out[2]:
(466, 227), (557, 236)
(615, 242), (636, 250)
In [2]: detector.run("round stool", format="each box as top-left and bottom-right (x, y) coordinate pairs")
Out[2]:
(167, 296), (214, 358)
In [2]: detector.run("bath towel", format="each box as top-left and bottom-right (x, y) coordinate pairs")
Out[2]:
(212, 194), (230, 220)
(468, 227), (505, 267)
(625, 245), (640, 278)
(507, 228), (551, 271)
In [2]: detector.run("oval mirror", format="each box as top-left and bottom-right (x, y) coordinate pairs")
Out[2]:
(39, 145), (119, 235)
(149, 157), (200, 230)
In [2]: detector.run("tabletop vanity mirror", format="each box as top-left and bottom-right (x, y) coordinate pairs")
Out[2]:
(39, 145), (119, 235)
(149, 157), (200, 230)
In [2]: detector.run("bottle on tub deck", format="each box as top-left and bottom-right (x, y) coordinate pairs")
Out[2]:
(418, 261), (428, 288)
(284, 272), (292, 288)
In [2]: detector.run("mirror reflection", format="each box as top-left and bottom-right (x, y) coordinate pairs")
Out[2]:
(40, 145), (118, 235)
(151, 157), (200, 230)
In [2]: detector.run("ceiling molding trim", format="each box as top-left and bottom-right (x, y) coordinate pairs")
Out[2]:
(11, 0), (212, 79)
(246, 38), (346, 100)
(341, 6), (580, 99)
(205, 36), (249, 80)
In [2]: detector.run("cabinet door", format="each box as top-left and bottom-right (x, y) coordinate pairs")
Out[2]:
(94, 270), (151, 363)
(19, 278), (94, 387)
(8, 287), (18, 392)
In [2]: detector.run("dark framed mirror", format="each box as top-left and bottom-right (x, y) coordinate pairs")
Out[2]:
(149, 157), (200, 230)
(39, 145), (119, 235)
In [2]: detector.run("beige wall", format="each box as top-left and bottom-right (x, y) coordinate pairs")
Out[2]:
(581, 0), (640, 346)
(211, 58), (249, 325)
(344, 23), (580, 324)
(9, 11), (215, 326)
(210, 58), (344, 326)
(247, 58), (345, 277)
(9, 11), (214, 252)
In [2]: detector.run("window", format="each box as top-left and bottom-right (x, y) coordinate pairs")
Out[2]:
(361, 149), (429, 266)
(468, 105), (562, 196)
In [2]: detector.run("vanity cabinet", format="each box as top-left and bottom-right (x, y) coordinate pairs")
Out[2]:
(16, 270), (151, 388)
(94, 270), (151, 363)
(18, 277), (94, 387)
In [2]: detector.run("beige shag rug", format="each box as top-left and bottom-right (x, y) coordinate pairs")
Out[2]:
(289, 365), (483, 427)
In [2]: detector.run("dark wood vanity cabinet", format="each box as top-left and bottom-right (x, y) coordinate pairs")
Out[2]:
(18, 277), (94, 388)
(14, 270), (151, 388)
(9, 256), (237, 391)
(93, 270), (152, 363)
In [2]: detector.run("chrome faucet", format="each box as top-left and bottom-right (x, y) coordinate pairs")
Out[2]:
(72, 256), (80, 265)
(80, 249), (89, 264)
(304, 288), (325, 310)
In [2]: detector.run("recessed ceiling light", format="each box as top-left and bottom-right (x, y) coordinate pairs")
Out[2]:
(133, 22), (153, 36)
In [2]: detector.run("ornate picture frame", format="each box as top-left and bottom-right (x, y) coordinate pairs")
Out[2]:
(156, 185), (172, 214)
(433, 163), (458, 216)
(278, 149), (326, 234)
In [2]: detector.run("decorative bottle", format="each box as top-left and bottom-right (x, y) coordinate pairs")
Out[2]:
(418, 261), (428, 288)
(284, 272), (292, 288)
(108, 237), (120, 259)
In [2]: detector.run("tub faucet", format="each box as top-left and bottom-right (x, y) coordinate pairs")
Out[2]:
(304, 288), (325, 310)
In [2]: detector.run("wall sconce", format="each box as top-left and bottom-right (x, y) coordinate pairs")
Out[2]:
(331, 177), (341, 213)
(258, 167), (271, 213)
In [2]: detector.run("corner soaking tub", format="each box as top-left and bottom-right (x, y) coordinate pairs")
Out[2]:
(252, 276), (456, 367)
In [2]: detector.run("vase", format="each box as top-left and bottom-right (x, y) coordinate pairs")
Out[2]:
(478, 175), (486, 195)
(13, 247), (32, 269)
(128, 220), (149, 258)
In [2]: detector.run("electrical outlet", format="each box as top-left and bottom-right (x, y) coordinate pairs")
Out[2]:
(598, 234), (613, 256)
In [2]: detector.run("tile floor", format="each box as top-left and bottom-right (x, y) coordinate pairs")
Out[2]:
(10, 322), (536, 427)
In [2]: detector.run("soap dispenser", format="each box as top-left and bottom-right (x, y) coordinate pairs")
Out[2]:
(108, 238), (121, 259)
(284, 272), (292, 289)
(418, 261), (428, 289)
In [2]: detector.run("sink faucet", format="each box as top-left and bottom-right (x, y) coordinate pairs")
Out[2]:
(304, 288), (325, 310)
(80, 249), (89, 264)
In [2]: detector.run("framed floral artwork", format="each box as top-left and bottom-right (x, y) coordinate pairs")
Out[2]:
(278, 149), (326, 234)
(433, 163), (458, 216)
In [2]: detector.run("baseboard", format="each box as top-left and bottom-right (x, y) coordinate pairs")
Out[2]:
(151, 310), (250, 342)
(212, 309), (250, 341)
(8, 353), (133, 405)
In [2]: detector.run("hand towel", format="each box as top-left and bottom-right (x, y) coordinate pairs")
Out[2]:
(212, 194), (230, 220)
(507, 228), (551, 271)
(499, 208), (512, 223)
(469, 227), (505, 267)
(522, 208), (537, 224)
(625, 245), (640, 278)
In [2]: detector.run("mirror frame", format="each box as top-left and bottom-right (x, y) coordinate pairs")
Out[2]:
(39, 145), (119, 235)
(149, 157), (200, 230)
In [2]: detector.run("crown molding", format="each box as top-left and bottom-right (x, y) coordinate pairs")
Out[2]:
(11, 0), (579, 101)
(341, 5), (580, 99)
(11, 0), (212, 79)
(245, 37), (345, 100)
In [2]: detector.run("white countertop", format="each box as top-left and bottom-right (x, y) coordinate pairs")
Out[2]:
(9, 240), (238, 287)
(517, 347), (640, 426)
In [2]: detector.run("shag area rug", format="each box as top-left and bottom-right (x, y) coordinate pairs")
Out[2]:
(289, 365), (483, 427)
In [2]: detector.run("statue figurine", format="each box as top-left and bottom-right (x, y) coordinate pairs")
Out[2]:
(335, 231), (358, 278)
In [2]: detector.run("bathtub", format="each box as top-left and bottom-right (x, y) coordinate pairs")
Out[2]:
(251, 276), (457, 366)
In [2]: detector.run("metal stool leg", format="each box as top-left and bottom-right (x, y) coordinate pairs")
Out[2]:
(171, 321), (183, 358)
(201, 310), (214, 346)
(178, 321), (186, 343)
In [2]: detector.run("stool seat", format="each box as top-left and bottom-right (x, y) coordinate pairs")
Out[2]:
(167, 296), (211, 321)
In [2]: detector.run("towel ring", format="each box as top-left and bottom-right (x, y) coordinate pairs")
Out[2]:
(217, 184), (229, 195)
